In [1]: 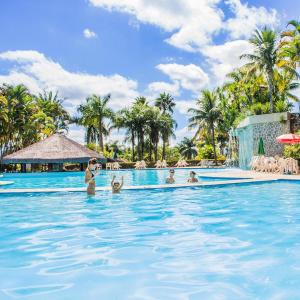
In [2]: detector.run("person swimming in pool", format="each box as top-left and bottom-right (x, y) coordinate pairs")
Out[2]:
(187, 171), (199, 183)
(85, 158), (100, 195)
(111, 175), (124, 193)
(166, 169), (175, 184)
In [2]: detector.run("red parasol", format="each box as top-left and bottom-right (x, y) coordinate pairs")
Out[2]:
(276, 134), (300, 144)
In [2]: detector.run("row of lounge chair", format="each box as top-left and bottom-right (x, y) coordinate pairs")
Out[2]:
(174, 160), (189, 167)
(106, 159), (217, 170)
(135, 160), (147, 169)
(106, 162), (121, 170)
(251, 156), (299, 175)
(135, 159), (190, 169)
(155, 160), (168, 168)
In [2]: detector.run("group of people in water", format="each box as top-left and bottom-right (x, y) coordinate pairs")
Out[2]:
(85, 158), (199, 195)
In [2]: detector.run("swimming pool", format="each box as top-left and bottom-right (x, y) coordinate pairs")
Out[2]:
(1, 181), (300, 299)
(0, 168), (239, 189)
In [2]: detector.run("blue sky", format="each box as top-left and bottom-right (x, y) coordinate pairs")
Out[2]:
(0, 0), (298, 143)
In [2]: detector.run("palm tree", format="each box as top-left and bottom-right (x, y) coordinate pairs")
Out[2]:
(188, 90), (221, 165)
(178, 137), (197, 160)
(147, 107), (161, 161)
(240, 28), (279, 113)
(155, 92), (176, 114)
(36, 90), (70, 132)
(160, 113), (176, 160)
(77, 94), (114, 152)
(280, 20), (300, 68)
(114, 108), (137, 161)
(131, 98), (149, 160)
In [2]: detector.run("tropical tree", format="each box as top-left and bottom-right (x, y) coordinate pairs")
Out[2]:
(155, 92), (176, 114)
(178, 137), (198, 160)
(0, 84), (71, 165)
(114, 108), (137, 161)
(36, 91), (70, 132)
(188, 90), (221, 165)
(77, 94), (114, 152)
(280, 20), (300, 68)
(240, 28), (279, 113)
(160, 113), (176, 160)
(131, 97), (150, 160)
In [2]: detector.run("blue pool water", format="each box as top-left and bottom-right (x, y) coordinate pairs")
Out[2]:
(1, 181), (300, 299)
(0, 168), (237, 189)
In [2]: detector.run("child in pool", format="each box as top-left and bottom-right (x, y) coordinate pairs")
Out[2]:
(166, 169), (175, 184)
(85, 158), (100, 195)
(187, 171), (199, 183)
(111, 175), (124, 193)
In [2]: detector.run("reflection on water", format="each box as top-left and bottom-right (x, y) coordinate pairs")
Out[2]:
(1, 182), (300, 299)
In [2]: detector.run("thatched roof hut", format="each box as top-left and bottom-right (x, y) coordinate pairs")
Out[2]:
(2, 133), (105, 164)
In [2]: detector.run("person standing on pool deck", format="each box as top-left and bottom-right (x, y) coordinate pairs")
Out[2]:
(187, 171), (199, 183)
(85, 158), (99, 195)
(166, 169), (175, 184)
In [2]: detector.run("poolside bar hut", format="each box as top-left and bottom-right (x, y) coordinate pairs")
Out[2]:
(2, 133), (106, 172)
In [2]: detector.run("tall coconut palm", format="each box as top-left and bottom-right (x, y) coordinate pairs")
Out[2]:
(155, 92), (176, 114)
(36, 91), (70, 132)
(114, 108), (137, 161)
(147, 107), (162, 161)
(131, 98), (149, 160)
(77, 94), (114, 152)
(188, 90), (221, 165)
(240, 28), (279, 113)
(280, 20), (300, 68)
(178, 137), (197, 160)
(160, 113), (176, 160)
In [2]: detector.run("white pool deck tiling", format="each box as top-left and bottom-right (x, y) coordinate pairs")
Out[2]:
(1, 169), (300, 194)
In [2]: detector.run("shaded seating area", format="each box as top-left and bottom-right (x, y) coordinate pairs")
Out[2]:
(1, 133), (106, 172)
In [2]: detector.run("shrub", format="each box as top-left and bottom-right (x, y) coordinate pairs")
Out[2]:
(284, 144), (300, 159)
(196, 145), (215, 159)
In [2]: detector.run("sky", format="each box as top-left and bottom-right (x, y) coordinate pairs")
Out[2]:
(0, 0), (299, 144)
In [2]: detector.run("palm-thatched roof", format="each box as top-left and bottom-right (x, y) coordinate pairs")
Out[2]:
(2, 133), (105, 164)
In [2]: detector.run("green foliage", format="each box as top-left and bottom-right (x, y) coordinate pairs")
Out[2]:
(284, 144), (300, 159)
(0, 84), (70, 160)
(76, 94), (114, 151)
(196, 144), (215, 159)
(249, 102), (270, 115)
(178, 138), (198, 159)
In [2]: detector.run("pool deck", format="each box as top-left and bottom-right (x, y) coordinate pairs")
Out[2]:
(1, 169), (299, 194)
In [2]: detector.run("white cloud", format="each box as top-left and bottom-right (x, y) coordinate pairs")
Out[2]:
(89, 0), (224, 52)
(89, 0), (279, 52)
(83, 28), (98, 39)
(225, 0), (279, 39)
(175, 99), (197, 115)
(0, 50), (138, 113)
(171, 126), (196, 145)
(156, 63), (209, 94)
(67, 124), (86, 144)
(0, 50), (139, 144)
(147, 81), (180, 97)
(202, 40), (252, 85)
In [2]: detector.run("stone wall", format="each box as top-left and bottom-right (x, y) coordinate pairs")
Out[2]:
(235, 113), (289, 169)
(252, 121), (287, 157)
